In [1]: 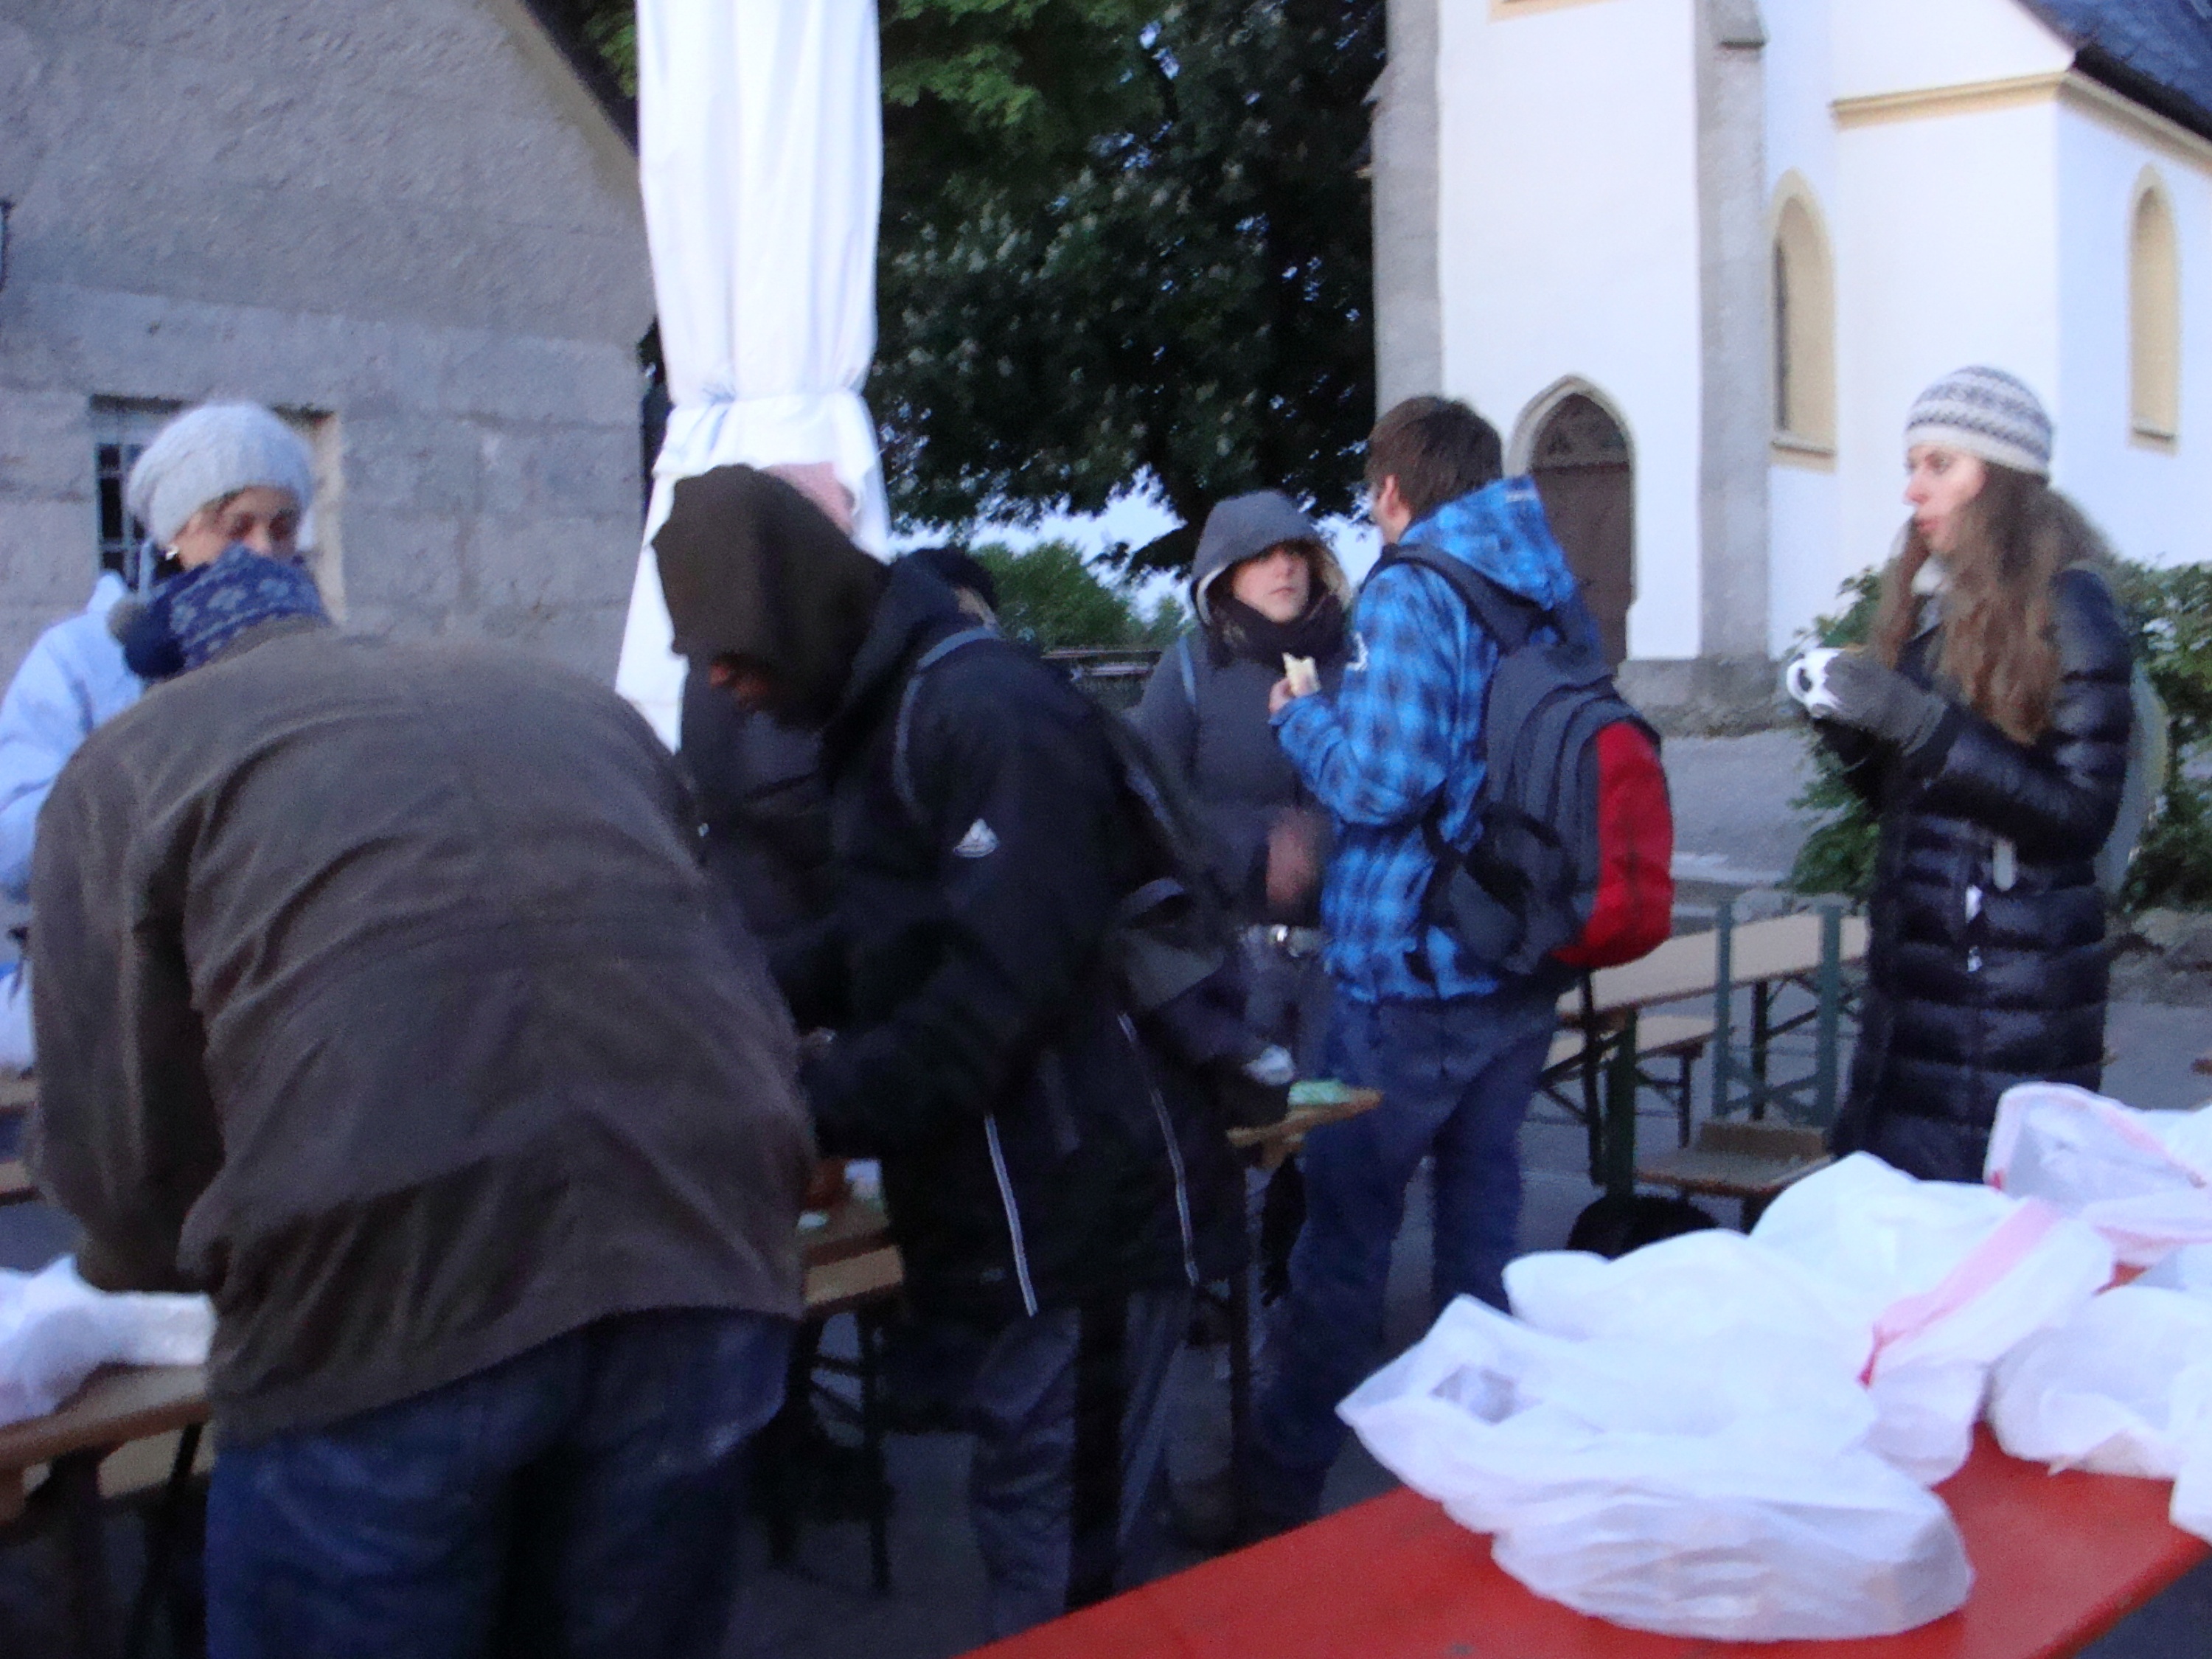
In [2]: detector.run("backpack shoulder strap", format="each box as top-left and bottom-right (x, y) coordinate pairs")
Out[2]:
(1177, 632), (1199, 711)
(892, 625), (1000, 825)
(1373, 546), (1543, 652)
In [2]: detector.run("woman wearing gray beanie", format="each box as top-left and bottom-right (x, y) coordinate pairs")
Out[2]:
(0, 402), (314, 1065)
(1795, 366), (2135, 1181)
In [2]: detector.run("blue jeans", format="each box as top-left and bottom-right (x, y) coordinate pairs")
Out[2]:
(1251, 985), (1557, 1525)
(206, 1307), (792, 1659)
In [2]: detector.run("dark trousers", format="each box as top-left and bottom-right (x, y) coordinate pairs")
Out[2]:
(888, 1288), (1190, 1640)
(205, 1307), (792, 1659)
(1251, 985), (1557, 1526)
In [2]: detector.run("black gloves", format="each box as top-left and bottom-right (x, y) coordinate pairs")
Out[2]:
(1818, 653), (1951, 757)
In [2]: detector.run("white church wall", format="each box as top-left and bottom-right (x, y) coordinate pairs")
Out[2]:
(1434, 0), (1703, 660)
(2052, 106), (2212, 570)
(1764, 0), (1842, 650)
(1765, 0), (1837, 203)
(1832, 0), (2072, 105)
(1769, 462), (1842, 647)
(1832, 100), (2065, 608)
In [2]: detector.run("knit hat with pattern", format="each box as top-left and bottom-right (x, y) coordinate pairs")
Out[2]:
(125, 403), (316, 549)
(1904, 366), (2053, 477)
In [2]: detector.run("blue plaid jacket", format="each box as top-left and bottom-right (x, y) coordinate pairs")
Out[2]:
(1273, 478), (1586, 1004)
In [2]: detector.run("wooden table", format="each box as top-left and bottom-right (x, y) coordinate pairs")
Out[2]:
(0, 1197), (900, 1657)
(975, 1430), (2208, 1659)
(1571, 911), (1868, 1020)
(0, 1072), (34, 1208)
(1226, 1085), (1384, 1168)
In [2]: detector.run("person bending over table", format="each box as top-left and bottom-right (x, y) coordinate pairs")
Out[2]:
(27, 549), (813, 1659)
(654, 465), (1245, 1640)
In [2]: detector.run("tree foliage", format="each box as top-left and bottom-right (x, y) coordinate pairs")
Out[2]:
(563, 1), (1384, 571)
(879, 1), (1384, 569)
(971, 540), (1183, 652)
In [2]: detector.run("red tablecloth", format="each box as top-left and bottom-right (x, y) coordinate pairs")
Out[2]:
(978, 1432), (2207, 1659)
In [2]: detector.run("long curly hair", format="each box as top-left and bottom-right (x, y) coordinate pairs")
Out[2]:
(1868, 464), (2106, 745)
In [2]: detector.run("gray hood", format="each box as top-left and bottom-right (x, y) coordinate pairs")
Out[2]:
(1189, 491), (1349, 626)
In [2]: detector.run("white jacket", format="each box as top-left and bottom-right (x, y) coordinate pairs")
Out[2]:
(0, 574), (142, 900)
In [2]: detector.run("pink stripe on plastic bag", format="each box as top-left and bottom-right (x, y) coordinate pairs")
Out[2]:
(1862, 1199), (2065, 1384)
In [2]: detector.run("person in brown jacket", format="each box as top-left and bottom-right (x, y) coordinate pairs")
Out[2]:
(27, 546), (813, 1659)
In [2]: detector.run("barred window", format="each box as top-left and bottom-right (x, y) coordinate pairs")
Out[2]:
(91, 398), (180, 580)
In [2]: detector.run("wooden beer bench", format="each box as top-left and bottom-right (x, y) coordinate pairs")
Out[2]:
(1567, 907), (1868, 1206)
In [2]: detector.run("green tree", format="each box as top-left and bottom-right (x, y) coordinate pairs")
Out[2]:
(561, 1), (1384, 571)
(970, 540), (1179, 650)
(1782, 573), (1882, 901)
(879, 0), (1384, 570)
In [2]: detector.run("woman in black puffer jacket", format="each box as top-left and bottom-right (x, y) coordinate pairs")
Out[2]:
(1804, 367), (2133, 1183)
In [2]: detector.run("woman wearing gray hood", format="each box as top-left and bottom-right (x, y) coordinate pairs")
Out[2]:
(1131, 491), (1351, 1069)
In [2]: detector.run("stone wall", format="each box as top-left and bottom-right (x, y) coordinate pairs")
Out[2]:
(0, 0), (653, 681)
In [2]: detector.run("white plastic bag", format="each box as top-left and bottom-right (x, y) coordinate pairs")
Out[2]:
(1745, 1153), (2114, 1482)
(2141, 1243), (2212, 1300)
(1988, 1285), (2212, 1543)
(0, 1258), (213, 1427)
(1987, 1083), (2212, 1267)
(1339, 1297), (1971, 1641)
(1508, 1228), (1872, 1378)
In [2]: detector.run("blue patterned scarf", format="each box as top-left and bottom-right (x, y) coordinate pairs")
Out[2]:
(118, 545), (329, 681)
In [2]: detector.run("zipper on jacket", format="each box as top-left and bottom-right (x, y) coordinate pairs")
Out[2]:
(983, 1114), (1040, 1317)
(1121, 1012), (1201, 1289)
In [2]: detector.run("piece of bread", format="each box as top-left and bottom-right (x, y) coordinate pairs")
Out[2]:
(1282, 653), (1320, 696)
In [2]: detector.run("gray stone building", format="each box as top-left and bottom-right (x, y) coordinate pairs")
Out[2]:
(0, 0), (652, 682)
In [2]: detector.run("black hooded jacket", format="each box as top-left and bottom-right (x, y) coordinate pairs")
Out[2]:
(1826, 564), (2134, 1181)
(655, 473), (1242, 1321)
(1131, 493), (1350, 925)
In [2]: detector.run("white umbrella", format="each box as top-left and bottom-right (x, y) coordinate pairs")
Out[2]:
(613, 0), (888, 746)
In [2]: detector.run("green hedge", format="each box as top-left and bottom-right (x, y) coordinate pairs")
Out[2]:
(1785, 560), (2212, 911)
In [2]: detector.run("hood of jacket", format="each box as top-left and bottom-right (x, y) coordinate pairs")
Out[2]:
(653, 465), (889, 728)
(1397, 476), (1582, 612)
(821, 554), (975, 763)
(1189, 491), (1349, 626)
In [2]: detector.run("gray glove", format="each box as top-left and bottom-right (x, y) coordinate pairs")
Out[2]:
(1819, 652), (1950, 755)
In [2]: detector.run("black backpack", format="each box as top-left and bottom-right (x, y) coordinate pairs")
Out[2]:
(1375, 548), (1675, 984)
(891, 628), (1276, 1121)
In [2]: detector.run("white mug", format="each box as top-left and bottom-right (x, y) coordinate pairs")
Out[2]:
(1785, 647), (1845, 718)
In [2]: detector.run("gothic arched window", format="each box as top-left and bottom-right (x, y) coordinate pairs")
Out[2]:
(1772, 179), (1836, 454)
(2132, 172), (2181, 444)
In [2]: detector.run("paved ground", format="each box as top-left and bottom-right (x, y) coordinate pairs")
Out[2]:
(2, 728), (2208, 1656)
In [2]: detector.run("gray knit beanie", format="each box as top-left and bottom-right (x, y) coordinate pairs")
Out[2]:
(126, 403), (316, 549)
(1903, 366), (2053, 477)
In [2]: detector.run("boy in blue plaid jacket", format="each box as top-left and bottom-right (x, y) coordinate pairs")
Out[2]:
(1248, 397), (1593, 1534)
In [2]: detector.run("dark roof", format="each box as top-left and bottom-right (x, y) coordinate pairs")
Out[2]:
(2018, 0), (2212, 142)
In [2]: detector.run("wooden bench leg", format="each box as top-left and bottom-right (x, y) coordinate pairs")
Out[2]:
(122, 1423), (201, 1659)
(857, 1309), (891, 1595)
(757, 1324), (818, 1567)
(1226, 1268), (1253, 1548)
(49, 1450), (114, 1659)
(1602, 1012), (1640, 1200)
